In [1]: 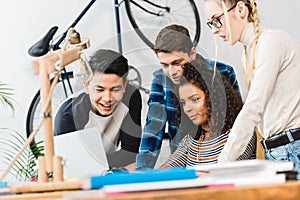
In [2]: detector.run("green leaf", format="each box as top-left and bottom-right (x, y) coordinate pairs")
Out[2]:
(0, 82), (15, 113)
(0, 140), (30, 165)
(0, 128), (44, 181)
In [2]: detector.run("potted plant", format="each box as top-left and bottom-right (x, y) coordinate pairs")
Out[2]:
(0, 82), (44, 181)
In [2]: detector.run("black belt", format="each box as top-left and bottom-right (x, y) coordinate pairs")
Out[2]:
(260, 129), (300, 150)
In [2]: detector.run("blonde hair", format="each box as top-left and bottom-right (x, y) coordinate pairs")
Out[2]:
(206, 0), (260, 88)
(243, 0), (259, 88)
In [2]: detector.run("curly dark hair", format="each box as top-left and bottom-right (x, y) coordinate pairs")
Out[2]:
(176, 58), (243, 140)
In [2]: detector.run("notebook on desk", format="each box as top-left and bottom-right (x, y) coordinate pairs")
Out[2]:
(54, 127), (109, 180)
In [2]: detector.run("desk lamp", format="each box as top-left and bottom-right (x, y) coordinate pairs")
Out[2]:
(0, 28), (91, 191)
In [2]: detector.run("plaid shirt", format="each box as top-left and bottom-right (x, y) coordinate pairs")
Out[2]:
(136, 55), (240, 168)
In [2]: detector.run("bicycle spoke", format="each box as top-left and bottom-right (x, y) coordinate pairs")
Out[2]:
(125, 0), (201, 48)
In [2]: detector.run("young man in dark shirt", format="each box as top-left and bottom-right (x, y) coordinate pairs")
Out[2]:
(54, 49), (142, 168)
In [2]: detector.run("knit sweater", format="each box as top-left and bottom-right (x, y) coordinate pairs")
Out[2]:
(218, 23), (300, 162)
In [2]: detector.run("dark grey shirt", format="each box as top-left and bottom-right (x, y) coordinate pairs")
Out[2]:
(54, 84), (142, 168)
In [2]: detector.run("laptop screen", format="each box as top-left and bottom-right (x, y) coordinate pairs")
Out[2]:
(54, 127), (109, 180)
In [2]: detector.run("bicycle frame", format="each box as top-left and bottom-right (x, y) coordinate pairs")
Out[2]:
(26, 0), (201, 148)
(29, 0), (200, 93)
(130, 0), (170, 16)
(53, 0), (126, 52)
(50, 0), (125, 97)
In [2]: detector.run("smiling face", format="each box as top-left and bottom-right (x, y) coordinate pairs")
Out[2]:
(157, 50), (195, 84)
(204, 0), (249, 45)
(179, 82), (208, 129)
(84, 72), (127, 116)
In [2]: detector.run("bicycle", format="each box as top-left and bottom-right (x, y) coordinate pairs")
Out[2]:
(26, 0), (201, 151)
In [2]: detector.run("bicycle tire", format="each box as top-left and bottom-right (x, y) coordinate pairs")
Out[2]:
(124, 0), (201, 49)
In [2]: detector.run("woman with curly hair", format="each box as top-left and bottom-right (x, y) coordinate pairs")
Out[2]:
(160, 59), (256, 168)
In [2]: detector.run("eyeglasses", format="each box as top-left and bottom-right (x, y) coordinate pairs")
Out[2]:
(206, 4), (236, 29)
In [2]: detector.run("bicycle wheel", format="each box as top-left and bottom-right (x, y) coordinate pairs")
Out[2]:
(128, 65), (141, 88)
(26, 71), (84, 149)
(128, 65), (149, 94)
(124, 0), (201, 49)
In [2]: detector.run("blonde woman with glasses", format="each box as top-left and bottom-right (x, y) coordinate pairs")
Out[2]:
(204, 0), (300, 179)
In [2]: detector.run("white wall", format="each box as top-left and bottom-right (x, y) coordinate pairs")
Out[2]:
(0, 0), (299, 180)
(197, 0), (300, 99)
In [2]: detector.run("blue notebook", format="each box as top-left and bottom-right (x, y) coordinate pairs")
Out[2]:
(89, 168), (197, 189)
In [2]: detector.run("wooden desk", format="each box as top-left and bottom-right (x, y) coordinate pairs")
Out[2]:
(1, 181), (300, 200)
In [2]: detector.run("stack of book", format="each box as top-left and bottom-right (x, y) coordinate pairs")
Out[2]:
(191, 159), (295, 186)
(87, 168), (210, 194)
(93, 160), (294, 195)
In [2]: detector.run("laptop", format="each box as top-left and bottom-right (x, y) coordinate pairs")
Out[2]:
(54, 127), (109, 180)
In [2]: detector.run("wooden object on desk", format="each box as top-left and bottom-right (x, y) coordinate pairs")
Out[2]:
(4, 43), (84, 194)
(9, 181), (82, 194)
(53, 155), (64, 182)
(34, 47), (80, 179)
(37, 156), (47, 183)
(1, 181), (300, 200)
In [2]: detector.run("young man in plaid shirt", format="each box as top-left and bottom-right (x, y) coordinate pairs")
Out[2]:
(136, 24), (240, 169)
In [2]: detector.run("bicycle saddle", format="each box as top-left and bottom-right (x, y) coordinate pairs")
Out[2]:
(28, 26), (58, 57)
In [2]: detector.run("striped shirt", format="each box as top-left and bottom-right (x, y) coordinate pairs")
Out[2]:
(165, 131), (256, 168)
(136, 54), (241, 169)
